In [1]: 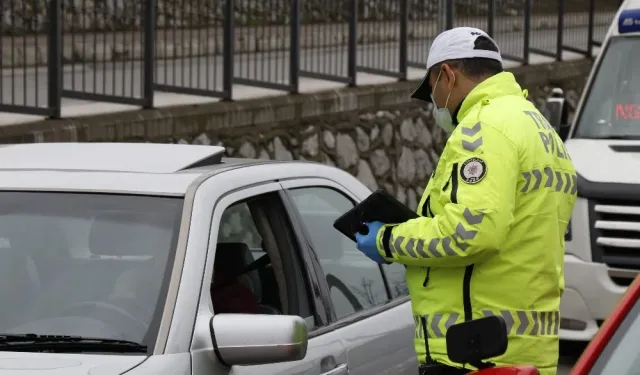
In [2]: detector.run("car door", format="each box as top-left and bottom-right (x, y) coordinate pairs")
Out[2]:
(189, 182), (350, 375)
(279, 178), (419, 375)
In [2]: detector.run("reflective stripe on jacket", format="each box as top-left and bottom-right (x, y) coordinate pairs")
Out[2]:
(376, 72), (576, 375)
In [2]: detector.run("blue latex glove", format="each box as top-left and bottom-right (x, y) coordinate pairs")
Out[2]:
(355, 221), (387, 264)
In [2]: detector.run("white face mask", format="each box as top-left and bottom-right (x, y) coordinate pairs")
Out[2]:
(431, 69), (456, 133)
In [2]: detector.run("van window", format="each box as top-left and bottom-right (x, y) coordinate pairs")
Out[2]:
(575, 37), (640, 139)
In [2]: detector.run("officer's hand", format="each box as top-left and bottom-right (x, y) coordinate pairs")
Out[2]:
(355, 221), (388, 264)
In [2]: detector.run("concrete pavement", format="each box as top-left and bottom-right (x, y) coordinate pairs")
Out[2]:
(559, 356), (576, 375)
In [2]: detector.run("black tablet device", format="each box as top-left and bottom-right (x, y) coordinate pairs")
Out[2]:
(333, 189), (419, 242)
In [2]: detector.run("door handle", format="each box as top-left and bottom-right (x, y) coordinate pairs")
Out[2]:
(321, 364), (349, 375)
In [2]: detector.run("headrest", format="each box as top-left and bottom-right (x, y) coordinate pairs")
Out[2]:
(214, 242), (251, 274)
(89, 211), (173, 256)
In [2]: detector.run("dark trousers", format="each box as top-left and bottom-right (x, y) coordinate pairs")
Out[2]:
(418, 363), (470, 375)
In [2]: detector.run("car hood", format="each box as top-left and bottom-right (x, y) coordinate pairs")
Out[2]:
(565, 139), (640, 184)
(0, 352), (145, 374)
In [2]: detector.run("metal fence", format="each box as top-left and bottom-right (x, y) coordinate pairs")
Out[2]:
(0, 0), (621, 118)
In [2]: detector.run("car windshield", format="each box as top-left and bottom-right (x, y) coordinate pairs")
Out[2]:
(0, 192), (182, 351)
(589, 292), (640, 374)
(574, 36), (640, 139)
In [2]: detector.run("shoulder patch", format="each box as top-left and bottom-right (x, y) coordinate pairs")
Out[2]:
(460, 157), (487, 184)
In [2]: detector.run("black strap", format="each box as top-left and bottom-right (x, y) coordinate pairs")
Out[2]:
(242, 253), (271, 274)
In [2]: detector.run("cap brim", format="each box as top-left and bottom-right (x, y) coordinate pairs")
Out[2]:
(410, 75), (432, 103)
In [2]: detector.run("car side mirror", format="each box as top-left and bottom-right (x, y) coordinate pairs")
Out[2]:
(544, 87), (570, 141)
(210, 314), (308, 366)
(446, 316), (508, 369)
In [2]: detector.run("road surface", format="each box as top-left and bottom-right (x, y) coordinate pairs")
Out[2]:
(0, 24), (607, 112)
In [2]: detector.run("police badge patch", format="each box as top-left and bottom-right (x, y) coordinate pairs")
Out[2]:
(460, 157), (487, 184)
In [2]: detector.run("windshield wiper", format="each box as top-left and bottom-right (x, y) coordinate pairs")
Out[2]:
(0, 334), (147, 353)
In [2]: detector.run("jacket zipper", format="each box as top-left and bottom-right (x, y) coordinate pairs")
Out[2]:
(422, 180), (435, 287)
(422, 267), (431, 287)
(423, 164), (460, 289)
(449, 162), (475, 321)
(449, 163), (459, 203)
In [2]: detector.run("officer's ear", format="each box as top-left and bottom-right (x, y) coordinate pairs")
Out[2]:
(439, 63), (458, 90)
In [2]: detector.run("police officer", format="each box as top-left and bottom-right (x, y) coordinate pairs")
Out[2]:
(355, 27), (576, 375)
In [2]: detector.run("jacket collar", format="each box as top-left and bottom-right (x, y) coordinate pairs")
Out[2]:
(456, 72), (525, 123)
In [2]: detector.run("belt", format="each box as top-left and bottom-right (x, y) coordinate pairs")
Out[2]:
(418, 362), (470, 375)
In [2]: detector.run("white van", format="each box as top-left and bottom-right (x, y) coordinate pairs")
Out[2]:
(545, 0), (640, 342)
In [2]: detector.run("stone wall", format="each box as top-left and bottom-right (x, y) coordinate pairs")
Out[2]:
(0, 58), (592, 209)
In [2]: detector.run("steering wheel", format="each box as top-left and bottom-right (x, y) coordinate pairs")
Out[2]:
(51, 301), (149, 336)
(326, 274), (363, 312)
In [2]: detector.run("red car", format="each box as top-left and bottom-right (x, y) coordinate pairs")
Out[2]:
(571, 274), (640, 375)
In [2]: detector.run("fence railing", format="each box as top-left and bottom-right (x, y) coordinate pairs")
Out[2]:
(0, 0), (621, 119)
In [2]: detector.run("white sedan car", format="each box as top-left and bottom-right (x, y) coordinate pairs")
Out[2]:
(0, 143), (417, 375)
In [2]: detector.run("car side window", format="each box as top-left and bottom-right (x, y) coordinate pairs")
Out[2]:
(287, 187), (390, 319)
(213, 200), (283, 315)
(383, 263), (409, 298)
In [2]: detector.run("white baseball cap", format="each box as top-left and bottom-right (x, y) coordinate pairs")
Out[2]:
(411, 27), (502, 103)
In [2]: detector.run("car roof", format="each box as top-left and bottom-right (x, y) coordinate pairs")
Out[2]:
(0, 143), (229, 173)
(0, 143), (279, 196)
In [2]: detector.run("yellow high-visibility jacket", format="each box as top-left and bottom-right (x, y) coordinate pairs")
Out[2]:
(376, 72), (576, 375)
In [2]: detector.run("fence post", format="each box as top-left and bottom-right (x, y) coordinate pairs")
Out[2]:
(446, 0), (454, 30)
(399, 0), (408, 81)
(587, 0), (595, 57)
(523, 0), (531, 65)
(348, 0), (357, 86)
(556, 0), (564, 61)
(289, 0), (300, 94)
(143, 0), (156, 108)
(487, 0), (495, 36)
(222, 0), (234, 100)
(47, 0), (62, 119)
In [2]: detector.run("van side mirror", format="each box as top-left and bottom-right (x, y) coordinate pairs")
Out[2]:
(544, 88), (570, 141)
(446, 316), (508, 369)
(210, 314), (308, 366)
